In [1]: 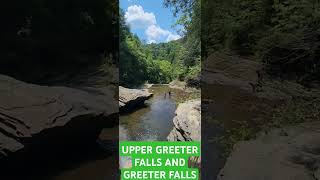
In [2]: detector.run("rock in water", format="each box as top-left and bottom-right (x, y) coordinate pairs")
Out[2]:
(119, 86), (153, 113)
(218, 122), (320, 180)
(167, 99), (201, 141)
(167, 99), (201, 167)
(0, 75), (118, 161)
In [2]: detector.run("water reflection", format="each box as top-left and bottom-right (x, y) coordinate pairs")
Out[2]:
(120, 85), (188, 141)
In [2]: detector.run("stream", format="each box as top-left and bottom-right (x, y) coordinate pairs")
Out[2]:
(119, 84), (192, 169)
(120, 84), (191, 141)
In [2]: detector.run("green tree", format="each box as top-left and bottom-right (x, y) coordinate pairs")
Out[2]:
(164, 0), (201, 79)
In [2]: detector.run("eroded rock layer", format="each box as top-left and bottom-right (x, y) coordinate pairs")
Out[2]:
(0, 75), (118, 161)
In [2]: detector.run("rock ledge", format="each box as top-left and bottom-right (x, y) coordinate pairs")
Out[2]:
(119, 86), (153, 112)
(0, 75), (118, 161)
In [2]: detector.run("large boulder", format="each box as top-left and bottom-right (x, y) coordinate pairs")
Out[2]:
(0, 75), (118, 162)
(167, 99), (201, 167)
(218, 122), (320, 180)
(167, 99), (201, 142)
(119, 86), (153, 112)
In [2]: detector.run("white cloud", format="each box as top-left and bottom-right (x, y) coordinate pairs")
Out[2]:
(148, 39), (157, 44)
(145, 25), (181, 44)
(166, 33), (182, 42)
(146, 25), (170, 41)
(125, 5), (182, 43)
(125, 5), (156, 29)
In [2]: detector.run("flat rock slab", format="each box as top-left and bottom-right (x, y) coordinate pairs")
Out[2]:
(119, 86), (152, 112)
(218, 121), (320, 180)
(0, 75), (117, 159)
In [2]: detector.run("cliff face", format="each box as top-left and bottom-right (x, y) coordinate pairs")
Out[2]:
(0, 75), (118, 167)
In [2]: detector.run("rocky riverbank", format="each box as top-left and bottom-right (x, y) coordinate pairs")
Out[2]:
(167, 99), (201, 142)
(119, 86), (153, 113)
(0, 75), (118, 177)
(169, 80), (200, 93)
(169, 80), (187, 90)
(167, 99), (201, 167)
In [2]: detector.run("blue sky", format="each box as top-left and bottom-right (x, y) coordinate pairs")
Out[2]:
(120, 0), (183, 44)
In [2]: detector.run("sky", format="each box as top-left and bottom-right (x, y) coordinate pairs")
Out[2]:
(120, 0), (183, 44)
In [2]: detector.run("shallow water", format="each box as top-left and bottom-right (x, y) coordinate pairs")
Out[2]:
(120, 84), (190, 141)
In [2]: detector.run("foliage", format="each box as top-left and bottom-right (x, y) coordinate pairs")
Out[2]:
(164, 0), (201, 67)
(201, 0), (320, 158)
(120, 10), (148, 86)
(185, 59), (200, 81)
(145, 41), (184, 64)
(213, 96), (320, 156)
(270, 97), (320, 127)
(120, 10), (181, 86)
(203, 0), (320, 85)
(145, 41), (193, 81)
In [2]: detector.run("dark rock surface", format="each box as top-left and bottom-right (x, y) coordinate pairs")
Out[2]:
(202, 52), (320, 179)
(187, 76), (200, 88)
(0, 75), (118, 170)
